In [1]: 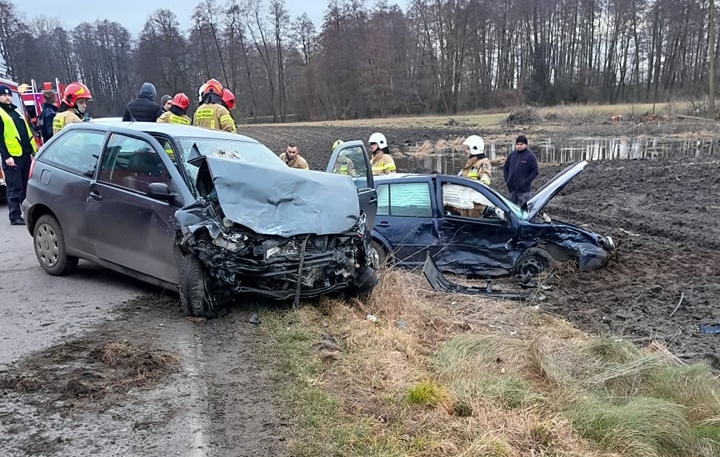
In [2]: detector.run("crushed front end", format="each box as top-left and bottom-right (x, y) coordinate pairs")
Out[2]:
(177, 206), (373, 300)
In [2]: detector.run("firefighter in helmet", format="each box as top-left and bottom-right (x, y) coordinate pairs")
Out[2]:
(368, 132), (395, 175)
(459, 135), (491, 185)
(331, 139), (356, 176)
(157, 93), (191, 125)
(192, 79), (236, 132)
(53, 82), (92, 134)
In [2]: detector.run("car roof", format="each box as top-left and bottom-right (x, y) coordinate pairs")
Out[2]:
(71, 120), (260, 144)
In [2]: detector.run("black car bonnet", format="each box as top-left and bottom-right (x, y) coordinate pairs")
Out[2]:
(194, 156), (361, 236)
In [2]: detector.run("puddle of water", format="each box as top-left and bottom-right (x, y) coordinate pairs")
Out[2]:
(395, 137), (718, 174)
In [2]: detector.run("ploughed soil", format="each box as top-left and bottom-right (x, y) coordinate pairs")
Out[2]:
(242, 122), (720, 366)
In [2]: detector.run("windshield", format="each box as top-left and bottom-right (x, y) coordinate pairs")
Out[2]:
(175, 137), (284, 191)
(486, 186), (526, 219)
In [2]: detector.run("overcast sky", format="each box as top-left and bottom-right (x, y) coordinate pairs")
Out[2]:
(16, 0), (329, 35)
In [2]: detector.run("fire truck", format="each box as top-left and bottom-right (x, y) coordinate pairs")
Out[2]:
(0, 77), (48, 195)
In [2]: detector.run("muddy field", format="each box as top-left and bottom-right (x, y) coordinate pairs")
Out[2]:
(242, 123), (720, 365)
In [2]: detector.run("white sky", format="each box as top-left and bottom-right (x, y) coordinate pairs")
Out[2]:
(17, 0), (328, 35)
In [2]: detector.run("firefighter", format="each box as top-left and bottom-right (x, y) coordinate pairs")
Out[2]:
(331, 139), (356, 176)
(221, 88), (235, 112)
(0, 85), (37, 225)
(192, 79), (236, 132)
(368, 132), (396, 175)
(157, 93), (191, 125)
(52, 82), (92, 135)
(279, 143), (309, 170)
(459, 135), (491, 185)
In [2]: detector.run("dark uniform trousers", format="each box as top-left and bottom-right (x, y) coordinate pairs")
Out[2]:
(2, 153), (31, 221)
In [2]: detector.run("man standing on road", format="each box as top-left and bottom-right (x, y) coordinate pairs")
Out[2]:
(0, 85), (37, 225)
(503, 135), (538, 207)
(279, 143), (309, 170)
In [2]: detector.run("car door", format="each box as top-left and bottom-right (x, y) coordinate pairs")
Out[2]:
(434, 176), (518, 276)
(325, 140), (377, 228)
(28, 128), (107, 257)
(373, 179), (439, 266)
(85, 132), (186, 284)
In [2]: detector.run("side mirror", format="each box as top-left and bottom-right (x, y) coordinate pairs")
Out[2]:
(147, 182), (180, 205)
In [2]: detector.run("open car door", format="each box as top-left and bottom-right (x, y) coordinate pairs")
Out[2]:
(326, 140), (377, 229)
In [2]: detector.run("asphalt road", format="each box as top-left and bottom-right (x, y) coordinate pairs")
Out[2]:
(0, 204), (152, 367)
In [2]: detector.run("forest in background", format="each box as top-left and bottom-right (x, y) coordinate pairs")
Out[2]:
(0, 0), (717, 120)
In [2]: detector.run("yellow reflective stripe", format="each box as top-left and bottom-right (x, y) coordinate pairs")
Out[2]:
(169, 114), (190, 125)
(219, 114), (236, 132)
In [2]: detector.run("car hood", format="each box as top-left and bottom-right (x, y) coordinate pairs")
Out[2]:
(194, 156), (360, 236)
(525, 161), (587, 219)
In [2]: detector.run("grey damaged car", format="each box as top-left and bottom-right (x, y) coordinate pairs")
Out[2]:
(22, 123), (377, 317)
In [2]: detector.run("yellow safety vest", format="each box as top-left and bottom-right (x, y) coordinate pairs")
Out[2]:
(0, 108), (37, 156)
(371, 152), (396, 175)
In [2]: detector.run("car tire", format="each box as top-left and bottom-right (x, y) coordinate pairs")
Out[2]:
(369, 240), (389, 270)
(178, 254), (217, 318)
(351, 266), (378, 298)
(33, 215), (78, 276)
(516, 248), (554, 278)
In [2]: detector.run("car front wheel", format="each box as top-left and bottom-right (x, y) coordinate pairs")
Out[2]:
(369, 240), (389, 270)
(33, 215), (78, 276)
(516, 248), (554, 280)
(177, 253), (217, 318)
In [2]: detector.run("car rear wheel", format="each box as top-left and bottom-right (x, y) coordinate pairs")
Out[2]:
(369, 240), (389, 270)
(178, 253), (217, 318)
(33, 215), (78, 276)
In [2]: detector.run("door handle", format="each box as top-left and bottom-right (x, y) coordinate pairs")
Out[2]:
(377, 221), (390, 227)
(89, 191), (103, 201)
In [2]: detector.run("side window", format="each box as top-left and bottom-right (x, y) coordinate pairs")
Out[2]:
(38, 130), (104, 177)
(98, 134), (170, 194)
(441, 183), (504, 220)
(331, 145), (370, 190)
(378, 182), (432, 217)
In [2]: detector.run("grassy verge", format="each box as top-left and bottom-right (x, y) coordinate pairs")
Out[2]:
(257, 269), (720, 456)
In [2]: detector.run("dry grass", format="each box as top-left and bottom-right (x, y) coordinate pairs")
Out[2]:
(257, 266), (720, 456)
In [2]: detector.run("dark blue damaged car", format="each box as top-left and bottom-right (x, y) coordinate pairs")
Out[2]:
(368, 161), (615, 279)
(22, 123), (378, 317)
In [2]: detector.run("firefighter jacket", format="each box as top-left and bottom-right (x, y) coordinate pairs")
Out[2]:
(52, 109), (82, 135)
(279, 152), (309, 170)
(193, 103), (236, 133)
(332, 156), (355, 176)
(460, 155), (492, 185)
(157, 111), (191, 125)
(371, 151), (396, 175)
(0, 103), (37, 160)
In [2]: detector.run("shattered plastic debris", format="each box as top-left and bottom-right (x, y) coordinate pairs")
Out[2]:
(699, 322), (720, 334)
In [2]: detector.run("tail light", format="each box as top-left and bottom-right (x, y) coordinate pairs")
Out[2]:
(28, 156), (36, 179)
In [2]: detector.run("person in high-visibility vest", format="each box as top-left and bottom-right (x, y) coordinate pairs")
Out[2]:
(52, 82), (92, 135)
(157, 93), (191, 125)
(192, 79), (236, 133)
(368, 132), (396, 175)
(0, 85), (37, 225)
(459, 135), (491, 185)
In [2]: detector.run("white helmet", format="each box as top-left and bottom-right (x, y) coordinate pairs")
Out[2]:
(368, 132), (387, 149)
(463, 135), (485, 155)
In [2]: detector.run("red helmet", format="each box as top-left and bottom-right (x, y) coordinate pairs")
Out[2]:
(171, 93), (189, 110)
(202, 78), (223, 96)
(63, 82), (92, 107)
(222, 88), (235, 110)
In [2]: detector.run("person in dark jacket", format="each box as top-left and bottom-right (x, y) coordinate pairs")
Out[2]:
(0, 85), (37, 225)
(122, 82), (163, 122)
(503, 135), (538, 207)
(37, 90), (58, 142)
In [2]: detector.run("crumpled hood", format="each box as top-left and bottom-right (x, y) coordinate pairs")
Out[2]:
(191, 156), (360, 236)
(525, 161), (587, 219)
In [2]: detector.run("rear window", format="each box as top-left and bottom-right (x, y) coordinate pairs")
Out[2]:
(37, 129), (105, 177)
(377, 182), (432, 217)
